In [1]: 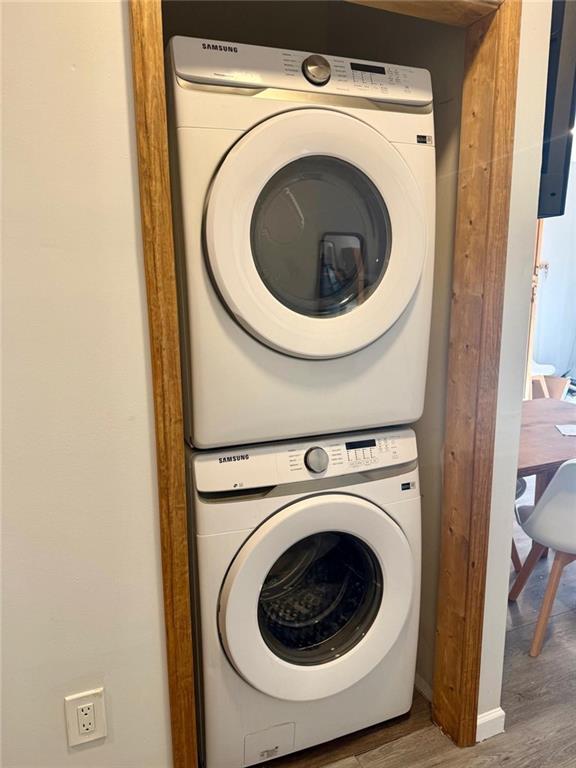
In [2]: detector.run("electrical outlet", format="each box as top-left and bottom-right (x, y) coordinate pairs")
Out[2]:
(77, 703), (95, 734)
(64, 687), (107, 747)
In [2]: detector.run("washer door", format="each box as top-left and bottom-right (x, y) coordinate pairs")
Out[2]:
(218, 494), (413, 701)
(205, 109), (427, 359)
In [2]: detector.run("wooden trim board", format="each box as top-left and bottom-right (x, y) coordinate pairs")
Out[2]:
(129, 0), (524, 764)
(347, 0), (503, 27)
(432, 0), (522, 747)
(129, 3), (197, 767)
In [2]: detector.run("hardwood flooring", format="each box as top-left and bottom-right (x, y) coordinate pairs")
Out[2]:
(319, 520), (576, 768)
(274, 690), (431, 768)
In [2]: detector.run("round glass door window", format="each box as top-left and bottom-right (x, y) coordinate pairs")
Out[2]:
(251, 156), (392, 318)
(258, 531), (383, 665)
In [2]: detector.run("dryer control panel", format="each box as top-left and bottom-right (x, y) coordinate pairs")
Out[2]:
(194, 428), (417, 493)
(171, 37), (432, 107)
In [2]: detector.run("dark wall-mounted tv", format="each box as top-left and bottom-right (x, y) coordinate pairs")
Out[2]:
(538, 0), (576, 219)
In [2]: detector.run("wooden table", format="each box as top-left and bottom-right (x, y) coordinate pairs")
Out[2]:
(518, 398), (576, 501)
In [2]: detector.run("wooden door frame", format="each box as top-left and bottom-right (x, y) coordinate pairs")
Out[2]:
(129, 0), (522, 764)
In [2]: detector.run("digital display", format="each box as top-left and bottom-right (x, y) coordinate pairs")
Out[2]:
(351, 62), (386, 75)
(345, 439), (376, 450)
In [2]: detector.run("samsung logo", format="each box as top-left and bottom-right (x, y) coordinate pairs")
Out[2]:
(202, 42), (239, 53)
(219, 454), (250, 464)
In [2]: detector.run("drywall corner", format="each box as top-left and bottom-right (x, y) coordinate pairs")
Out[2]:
(476, 0), (552, 738)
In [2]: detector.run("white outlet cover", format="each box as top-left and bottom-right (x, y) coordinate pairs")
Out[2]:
(64, 687), (107, 747)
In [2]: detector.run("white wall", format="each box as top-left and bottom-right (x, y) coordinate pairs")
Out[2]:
(2, 3), (172, 766)
(477, 0), (552, 741)
(534, 148), (576, 377)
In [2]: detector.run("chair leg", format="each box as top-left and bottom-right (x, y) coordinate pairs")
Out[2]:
(511, 539), (522, 573)
(530, 551), (576, 657)
(509, 543), (547, 601)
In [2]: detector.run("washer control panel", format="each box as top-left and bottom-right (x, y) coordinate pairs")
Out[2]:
(171, 37), (432, 106)
(194, 428), (417, 493)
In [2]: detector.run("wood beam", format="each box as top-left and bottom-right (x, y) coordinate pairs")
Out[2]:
(346, 0), (503, 27)
(432, 0), (522, 746)
(129, 2), (197, 767)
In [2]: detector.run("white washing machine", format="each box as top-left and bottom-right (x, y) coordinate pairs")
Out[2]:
(168, 37), (436, 448)
(189, 427), (421, 767)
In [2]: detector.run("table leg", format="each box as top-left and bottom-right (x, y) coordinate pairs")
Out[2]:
(535, 470), (555, 503)
(511, 540), (523, 573)
(509, 543), (547, 601)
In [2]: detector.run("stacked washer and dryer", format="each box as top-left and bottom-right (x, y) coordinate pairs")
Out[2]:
(167, 36), (435, 768)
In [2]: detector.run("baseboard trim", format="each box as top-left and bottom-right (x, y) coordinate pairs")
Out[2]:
(414, 674), (433, 702)
(476, 707), (506, 742)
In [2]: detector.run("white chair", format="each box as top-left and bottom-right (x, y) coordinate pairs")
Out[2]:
(531, 358), (556, 377)
(508, 459), (576, 657)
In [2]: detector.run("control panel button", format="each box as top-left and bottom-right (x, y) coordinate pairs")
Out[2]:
(302, 55), (331, 86)
(304, 446), (329, 474)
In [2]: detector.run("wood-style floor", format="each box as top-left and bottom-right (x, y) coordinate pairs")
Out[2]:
(318, 521), (576, 768)
(275, 690), (431, 768)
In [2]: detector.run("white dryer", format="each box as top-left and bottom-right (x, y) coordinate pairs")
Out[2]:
(189, 428), (421, 767)
(168, 37), (436, 448)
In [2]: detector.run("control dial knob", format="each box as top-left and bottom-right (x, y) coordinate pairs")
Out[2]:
(302, 55), (331, 86)
(304, 446), (329, 474)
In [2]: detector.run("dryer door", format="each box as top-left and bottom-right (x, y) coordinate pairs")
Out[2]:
(205, 108), (427, 359)
(218, 493), (414, 701)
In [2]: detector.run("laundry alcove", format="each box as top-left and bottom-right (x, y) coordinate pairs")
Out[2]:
(129, 1), (520, 765)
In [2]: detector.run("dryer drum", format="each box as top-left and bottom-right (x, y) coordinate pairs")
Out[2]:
(258, 532), (384, 665)
(250, 155), (392, 319)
